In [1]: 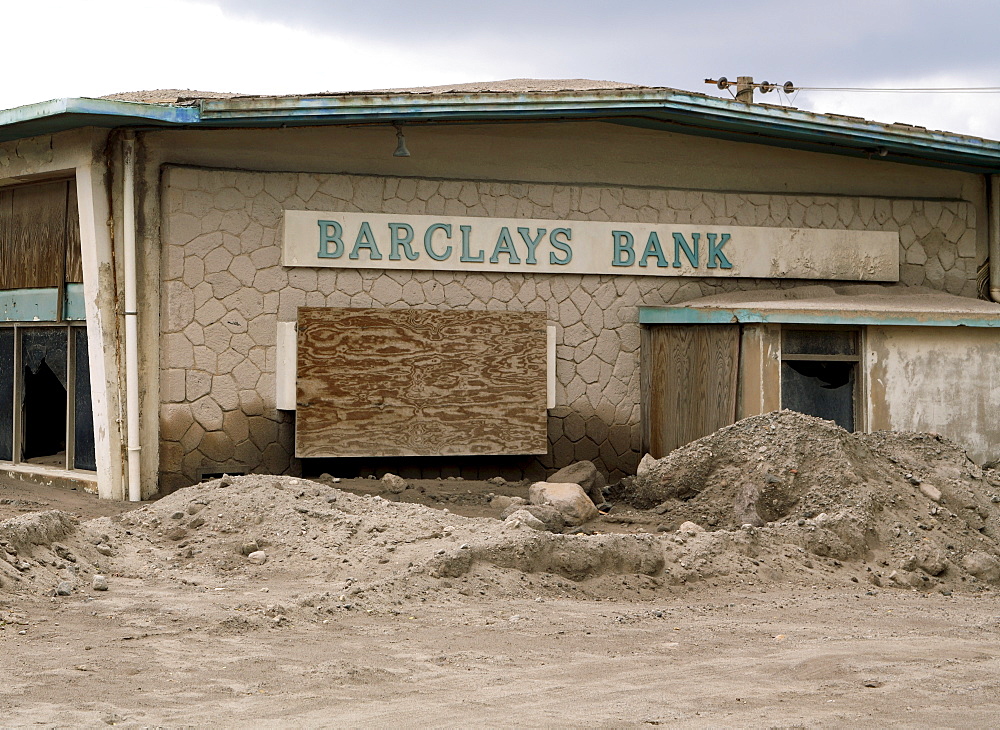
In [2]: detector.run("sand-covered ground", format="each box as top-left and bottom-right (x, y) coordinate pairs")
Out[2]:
(3, 412), (1000, 727)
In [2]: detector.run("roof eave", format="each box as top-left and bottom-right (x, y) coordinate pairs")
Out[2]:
(2, 90), (1000, 173)
(0, 98), (199, 143)
(196, 89), (1000, 173)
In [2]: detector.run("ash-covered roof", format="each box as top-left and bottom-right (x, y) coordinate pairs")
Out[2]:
(641, 284), (1000, 328)
(100, 89), (243, 104)
(6, 79), (1000, 173)
(99, 79), (646, 105)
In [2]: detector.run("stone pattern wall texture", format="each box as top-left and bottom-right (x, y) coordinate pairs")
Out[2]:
(159, 165), (979, 491)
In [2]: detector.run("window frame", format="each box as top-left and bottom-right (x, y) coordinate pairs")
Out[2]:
(779, 325), (865, 432)
(0, 321), (93, 472)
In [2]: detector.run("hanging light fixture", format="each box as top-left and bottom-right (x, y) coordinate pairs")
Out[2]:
(393, 123), (410, 157)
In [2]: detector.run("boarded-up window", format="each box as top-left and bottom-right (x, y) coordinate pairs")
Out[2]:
(295, 307), (548, 458)
(0, 179), (81, 290)
(643, 324), (740, 457)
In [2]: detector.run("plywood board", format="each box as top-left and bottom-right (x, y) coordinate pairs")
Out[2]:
(295, 307), (548, 458)
(65, 181), (83, 284)
(0, 180), (68, 290)
(646, 324), (740, 457)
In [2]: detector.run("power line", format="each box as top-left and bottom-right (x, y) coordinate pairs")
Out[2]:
(799, 86), (1000, 94)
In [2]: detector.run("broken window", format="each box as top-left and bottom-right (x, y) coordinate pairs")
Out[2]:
(0, 325), (95, 471)
(22, 329), (67, 464)
(0, 178), (93, 473)
(780, 328), (859, 431)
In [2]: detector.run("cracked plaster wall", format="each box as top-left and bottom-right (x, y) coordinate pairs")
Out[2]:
(158, 165), (979, 491)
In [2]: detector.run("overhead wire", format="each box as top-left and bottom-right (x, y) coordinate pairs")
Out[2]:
(793, 86), (1000, 94)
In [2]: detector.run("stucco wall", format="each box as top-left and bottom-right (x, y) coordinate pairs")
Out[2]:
(158, 165), (980, 491)
(868, 326), (1000, 463)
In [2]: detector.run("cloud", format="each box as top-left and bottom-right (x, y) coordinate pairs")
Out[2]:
(3, 0), (1000, 138)
(0, 0), (517, 108)
(210, 0), (1000, 87)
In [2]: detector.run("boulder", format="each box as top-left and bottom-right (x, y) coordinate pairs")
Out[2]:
(491, 495), (526, 511)
(500, 503), (566, 532)
(919, 483), (942, 503)
(636, 453), (657, 477)
(504, 509), (547, 531)
(547, 461), (607, 505)
(917, 549), (947, 577)
(963, 551), (1000, 582)
(382, 473), (408, 494)
(677, 521), (705, 535)
(527, 481), (598, 526)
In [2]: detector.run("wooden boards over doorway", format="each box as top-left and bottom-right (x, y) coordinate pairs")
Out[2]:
(295, 307), (548, 458)
(643, 324), (740, 457)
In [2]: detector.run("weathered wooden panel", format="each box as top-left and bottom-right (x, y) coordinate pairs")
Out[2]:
(647, 324), (739, 457)
(737, 323), (781, 419)
(65, 181), (83, 283)
(0, 181), (68, 290)
(296, 307), (548, 458)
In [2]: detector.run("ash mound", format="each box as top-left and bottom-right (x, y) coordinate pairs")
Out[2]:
(0, 476), (667, 608)
(4, 410), (1000, 609)
(626, 410), (1000, 588)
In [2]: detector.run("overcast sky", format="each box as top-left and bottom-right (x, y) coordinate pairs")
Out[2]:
(6, 0), (1000, 138)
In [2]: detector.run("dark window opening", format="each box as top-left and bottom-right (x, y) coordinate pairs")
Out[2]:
(780, 327), (860, 432)
(23, 359), (67, 463)
(781, 360), (856, 430)
(73, 327), (96, 470)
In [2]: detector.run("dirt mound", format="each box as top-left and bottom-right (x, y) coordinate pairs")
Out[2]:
(74, 476), (674, 611)
(0, 511), (109, 594)
(627, 410), (1000, 589)
(5, 410), (1000, 608)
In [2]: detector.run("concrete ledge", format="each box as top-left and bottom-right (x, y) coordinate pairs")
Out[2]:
(0, 464), (99, 495)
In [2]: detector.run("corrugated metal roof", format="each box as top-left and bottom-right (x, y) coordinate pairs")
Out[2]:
(4, 79), (1000, 173)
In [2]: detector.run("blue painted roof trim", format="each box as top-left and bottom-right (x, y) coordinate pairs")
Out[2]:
(639, 306), (1000, 328)
(3, 89), (1000, 171)
(0, 98), (199, 143)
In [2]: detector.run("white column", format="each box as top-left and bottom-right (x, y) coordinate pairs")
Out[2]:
(76, 161), (127, 500)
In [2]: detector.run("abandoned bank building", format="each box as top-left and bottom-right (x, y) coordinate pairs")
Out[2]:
(1, 79), (1000, 501)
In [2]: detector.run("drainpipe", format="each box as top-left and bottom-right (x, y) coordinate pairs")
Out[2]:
(990, 175), (1000, 302)
(122, 134), (142, 501)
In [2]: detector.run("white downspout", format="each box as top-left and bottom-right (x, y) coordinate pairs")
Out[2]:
(990, 175), (1000, 302)
(123, 134), (142, 501)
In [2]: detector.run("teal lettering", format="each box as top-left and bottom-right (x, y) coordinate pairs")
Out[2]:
(423, 223), (453, 261)
(517, 227), (545, 264)
(639, 232), (670, 267)
(459, 225), (484, 262)
(706, 233), (733, 269)
(349, 222), (382, 260)
(317, 220), (343, 258)
(549, 228), (573, 265)
(490, 227), (522, 264)
(672, 232), (699, 268)
(388, 222), (418, 261)
(612, 230), (635, 266)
